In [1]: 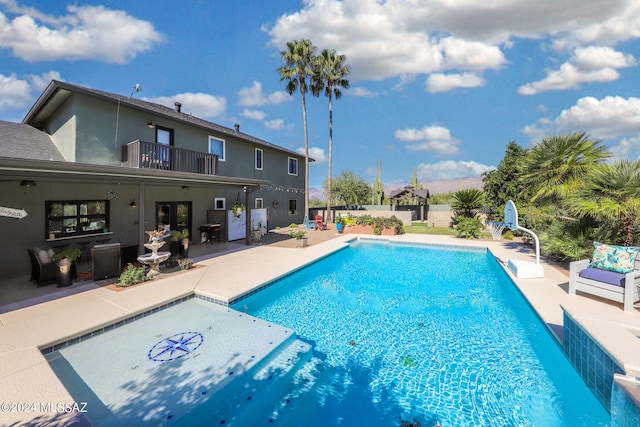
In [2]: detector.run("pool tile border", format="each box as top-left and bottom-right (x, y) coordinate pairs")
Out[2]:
(40, 295), (194, 355)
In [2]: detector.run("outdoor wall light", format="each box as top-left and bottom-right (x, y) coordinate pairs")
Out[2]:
(20, 180), (36, 187)
(130, 200), (137, 208)
(147, 121), (154, 129)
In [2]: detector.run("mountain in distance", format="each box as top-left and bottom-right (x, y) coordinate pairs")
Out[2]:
(308, 176), (483, 202)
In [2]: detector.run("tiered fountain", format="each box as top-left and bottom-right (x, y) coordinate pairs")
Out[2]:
(137, 229), (172, 277)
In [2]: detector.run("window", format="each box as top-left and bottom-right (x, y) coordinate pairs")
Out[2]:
(288, 157), (298, 175)
(288, 199), (297, 215)
(255, 148), (263, 170)
(46, 200), (109, 239)
(209, 136), (225, 161)
(255, 198), (264, 209)
(156, 202), (192, 234)
(214, 198), (226, 210)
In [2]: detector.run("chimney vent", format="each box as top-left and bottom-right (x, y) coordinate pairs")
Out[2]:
(234, 123), (240, 132)
(174, 102), (182, 113)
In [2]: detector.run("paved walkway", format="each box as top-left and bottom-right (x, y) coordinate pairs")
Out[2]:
(2, 233), (640, 425)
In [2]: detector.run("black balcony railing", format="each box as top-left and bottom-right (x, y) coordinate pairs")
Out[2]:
(122, 140), (218, 175)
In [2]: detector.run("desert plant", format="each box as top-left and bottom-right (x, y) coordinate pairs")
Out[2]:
(177, 258), (194, 270)
(289, 230), (307, 239)
(455, 216), (482, 239)
(117, 263), (149, 287)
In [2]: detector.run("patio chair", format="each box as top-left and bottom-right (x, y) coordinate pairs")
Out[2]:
(569, 243), (640, 312)
(27, 248), (57, 286)
(305, 215), (317, 229)
(315, 215), (327, 231)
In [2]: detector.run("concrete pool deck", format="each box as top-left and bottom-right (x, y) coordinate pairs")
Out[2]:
(2, 233), (640, 425)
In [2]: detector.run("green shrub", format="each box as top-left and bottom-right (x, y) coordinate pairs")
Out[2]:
(350, 214), (405, 235)
(117, 263), (149, 287)
(177, 258), (193, 270)
(503, 230), (514, 240)
(455, 217), (482, 239)
(289, 230), (306, 239)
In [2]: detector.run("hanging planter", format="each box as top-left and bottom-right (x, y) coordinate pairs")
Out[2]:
(232, 201), (245, 221)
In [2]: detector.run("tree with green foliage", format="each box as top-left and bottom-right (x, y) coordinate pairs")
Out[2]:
(521, 132), (610, 204)
(482, 141), (530, 218)
(328, 170), (372, 207)
(312, 48), (350, 221)
(373, 160), (384, 205)
(429, 192), (454, 205)
(569, 160), (640, 247)
(278, 39), (316, 218)
(451, 189), (486, 219)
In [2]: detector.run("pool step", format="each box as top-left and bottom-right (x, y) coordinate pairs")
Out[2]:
(178, 337), (314, 426)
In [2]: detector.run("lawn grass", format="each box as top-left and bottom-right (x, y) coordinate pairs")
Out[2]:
(404, 222), (491, 238)
(404, 223), (456, 235)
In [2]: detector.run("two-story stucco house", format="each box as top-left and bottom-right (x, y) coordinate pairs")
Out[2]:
(0, 80), (307, 282)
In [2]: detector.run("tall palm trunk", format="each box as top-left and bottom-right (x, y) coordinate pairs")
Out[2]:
(301, 84), (309, 219)
(326, 89), (333, 222)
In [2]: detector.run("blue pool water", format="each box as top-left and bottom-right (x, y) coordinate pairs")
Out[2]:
(232, 241), (609, 426)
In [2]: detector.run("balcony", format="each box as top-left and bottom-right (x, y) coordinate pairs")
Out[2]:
(122, 140), (218, 175)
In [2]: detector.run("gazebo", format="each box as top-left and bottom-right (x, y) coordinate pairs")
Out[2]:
(388, 186), (430, 222)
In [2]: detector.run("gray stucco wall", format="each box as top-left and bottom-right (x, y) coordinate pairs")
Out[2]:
(0, 179), (304, 282)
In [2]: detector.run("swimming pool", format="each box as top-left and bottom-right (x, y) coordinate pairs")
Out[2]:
(45, 240), (610, 426)
(232, 240), (609, 426)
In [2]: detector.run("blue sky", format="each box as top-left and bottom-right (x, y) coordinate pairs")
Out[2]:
(1, 0), (640, 190)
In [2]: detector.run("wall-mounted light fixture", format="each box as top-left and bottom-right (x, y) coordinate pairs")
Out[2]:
(130, 200), (137, 208)
(147, 121), (154, 129)
(181, 185), (189, 190)
(20, 180), (36, 187)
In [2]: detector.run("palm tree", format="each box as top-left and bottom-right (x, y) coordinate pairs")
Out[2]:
(521, 132), (610, 203)
(451, 189), (486, 218)
(569, 159), (640, 246)
(278, 39), (316, 219)
(311, 48), (350, 221)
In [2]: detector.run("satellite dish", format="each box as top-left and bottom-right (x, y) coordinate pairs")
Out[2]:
(504, 200), (518, 231)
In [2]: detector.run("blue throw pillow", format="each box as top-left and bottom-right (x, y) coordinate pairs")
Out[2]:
(588, 242), (638, 274)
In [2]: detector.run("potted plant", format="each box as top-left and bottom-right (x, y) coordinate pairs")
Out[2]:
(51, 247), (81, 287)
(251, 220), (263, 243)
(232, 201), (245, 220)
(336, 214), (345, 233)
(289, 229), (308, 247)
(173, 229), (190, 258)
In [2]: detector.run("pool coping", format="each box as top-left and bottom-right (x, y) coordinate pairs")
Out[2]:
(2, 233), (640, 425)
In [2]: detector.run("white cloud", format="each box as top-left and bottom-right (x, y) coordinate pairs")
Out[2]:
(426, 72), (486, 93)
(265, 119), (286, 130)
(296, 146), (326, 163)
(241, 109), (267, 120)
(145, 93), (227, 119)
(416, 160), (495, 180)
(0, 72), (31, 110)
(555, 96), (640, 138)
(350, 87), (377, 97)
(395, 125), (461, 155)
(519, 46), (635, 95)
(238, 81), (290, 107)
(0, 70), (62, 111)
(521, 95), (640, 147)
(267, 0), (507, 81)
(267, 0), (640, 92)
(0, 4), (162, 63)
(610, 135), (640, 159)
